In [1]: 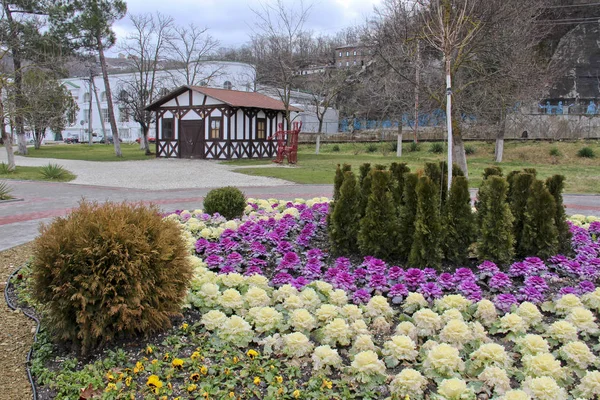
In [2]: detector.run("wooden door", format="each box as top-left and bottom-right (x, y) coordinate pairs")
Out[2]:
(179, 120), (204, 158)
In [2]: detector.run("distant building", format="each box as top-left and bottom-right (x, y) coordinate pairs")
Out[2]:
(53, 61), (256, 142)
(334, 43), (370, 69)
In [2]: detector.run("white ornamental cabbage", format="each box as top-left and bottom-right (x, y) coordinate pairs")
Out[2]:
(350, 351), (387, 383)
(474, 299), (498, 327)
(522, 376), (567, 400)
(311, 345), (343, 372)
(389, 369), (428, 399)
(247, 307), (283, 333)
(413, 309), (443, 337)
(382, 335), (418, 362)
(470, 343), (511, 369)
(218, 316), (254, 347)
(218, 288), (244, 311)
(290, 309), (317, 332)
(438, 319), (473, 349)
(299, 287), (322, 310)
(566, 307), (598, 334)
(244, 287), (271, 308)
(365, 295), (394, 318)
(282, 332), (313, 358)
(315, 304), (339, 323)
(478, 366), (511, 395)
(575, 370), (600, 399)
(201, 310), (227, 331)
(321, 318), (352, 346)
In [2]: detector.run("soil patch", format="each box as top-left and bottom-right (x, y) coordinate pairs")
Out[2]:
(0, 243), (35, 400)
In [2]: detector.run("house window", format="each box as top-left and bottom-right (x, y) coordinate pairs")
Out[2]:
(119, 107), (130, 122)
(346, 51), (349, 57)
(346, 61), (349, 67)
(353, 51), (357, 56)
(256, 118), (266, 140)
(101, 91), (107, 102)
(338, 51), (342, 57)
(162, 118), (174, 139)
(67, 108), (77, 126)
(223, 81), (232, 90)
(83, 93), (91, 102)
(101, 108), (110, 123)
(353, 60), (357, 65)
(83, 109), (89, 123)
(209, 117), (222, 139)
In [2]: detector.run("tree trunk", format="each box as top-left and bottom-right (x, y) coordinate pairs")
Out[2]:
(316, 116), (323, 155)
(396, 122), (403, 157)
(97, 35), (122, 157)
(495, 117), (506, 163)
(315, 134), (320, 155)
(34, 129), (43, 150)
(1, 100), (16, 171)
(92, 81), (107, 139)
(139, 126), (147, 151)
(143, 126), (151, 155)
(4, 3), (27, 155)
(88, 75), (93, 145)
(452, 127), (468, 178)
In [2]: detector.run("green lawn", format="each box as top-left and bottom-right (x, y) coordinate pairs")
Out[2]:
(0, 165), (76, 182)
(21, 143), (156, 161)
(225, 140), (600, 194)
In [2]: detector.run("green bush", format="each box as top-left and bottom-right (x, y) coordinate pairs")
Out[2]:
(443, 176), (476, 265)
(464, 145), (476, 155)
(577, 147), (595, 158)
(31, 201), (193, 354)
(424, 162), (446, 205)
(549, 147), (561, 157)
(389, 162), (410, 207)
(203, 186), (246, 220)
(409, 176), (443, 268)
(333, 164), (352, 201)
(0, 181), (13, 200)
(358, 170), (398, 259)
(359, 163), (373, 218)
(408, 142), (420, 152)
(328, 171), (361, 255)
(483, 166), (503, 180)
(429, 142), (444, 154)
(546, 175), (572, 255)
(390, 142), (398, 152)
(332, 144), (341, 152)
(366, 143), (378, 153)
(40, 163), (72, 180)
(519, 180), (559, 259)
(477, 176), (515, 265)
(510, 173), (535, 258)
(398, 173), (419, 260)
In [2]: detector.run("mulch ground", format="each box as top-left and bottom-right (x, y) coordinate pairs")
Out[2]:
(0, 243), (35, 400)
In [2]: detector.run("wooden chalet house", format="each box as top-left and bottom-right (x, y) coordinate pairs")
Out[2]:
(146, 86), (302, 159)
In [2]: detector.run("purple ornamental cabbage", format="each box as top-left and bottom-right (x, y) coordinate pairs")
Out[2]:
(458, 280), (483, 302)
(524, 276), (548, 292)
(579, 280), (596, 294)
(494, 293), (519, 313)
(518, 286), (544, 304)
(477, 261), (500, 278)
(404, 268), (426, 290)
(508, 262), (532, 278)
(454, 268), (476, 282)
(353, 289), (372, 304)
(388, 266), (404, 281)
(419, 282), (443, 301)
(489, 273), (513, 291)
(272, 272), (294, 286)
(438, 273), (456, 290)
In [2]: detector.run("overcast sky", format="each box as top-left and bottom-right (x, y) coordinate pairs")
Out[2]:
(112, 0), (381, 51)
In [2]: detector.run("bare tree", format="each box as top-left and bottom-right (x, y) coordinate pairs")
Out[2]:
(118, 12), (173, 153)
(21, 68), (77, 149)
(0, 48), (16, 171)
(250, 0), (313, 128)
(167, 22), (221, 86)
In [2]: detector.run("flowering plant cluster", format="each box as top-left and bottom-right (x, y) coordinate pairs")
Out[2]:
(179, 199), (600, 313)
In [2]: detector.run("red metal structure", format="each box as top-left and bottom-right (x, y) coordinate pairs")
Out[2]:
(270, 121), (302, 164)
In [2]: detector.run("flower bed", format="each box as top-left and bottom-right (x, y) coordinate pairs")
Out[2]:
(18, 198), (600, 399)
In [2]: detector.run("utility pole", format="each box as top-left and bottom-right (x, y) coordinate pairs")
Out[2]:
(445, 56), (452, 191)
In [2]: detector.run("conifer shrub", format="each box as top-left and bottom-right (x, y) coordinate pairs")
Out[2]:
(409, 176), (443, 268)
(359, 163), (373, 218)
(398, 173), (419, 261)
(523, 168), (538, 177)
(483, 166), (503, 180)
(31, 201), (193, 354)
(358, 163), (371, 187)
(506, 170), (521, 201)
(443, 176), (476, 265)
(358, 170), (399, 259)
(546, 175), (572, 254)
(389, 162), (410, 207)
(425, 162), (447, 205)
(477, 176), (515, 265)
(509, 173), (535, 258)
(328, 172), (361, 255)
(203, 186), (246, 220)
(333, 164), (352, 201)
(332, 144), (341, 152)
(519, 180), (559, 259)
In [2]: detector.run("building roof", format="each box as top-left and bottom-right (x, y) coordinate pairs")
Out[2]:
(146, 85), (302, 112)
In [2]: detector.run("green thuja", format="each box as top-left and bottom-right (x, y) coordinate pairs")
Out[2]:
(506, 170), (521, 201)
(425, 162), (446, 206)
(358, 163), (371, 187)
(477, 176), (515, 265)
(408, 176), (443, 268)
(333, 164), (351, 201)
(546, 175), (572, 254)
(359, 163), (373, 218)
(443, 176), (476, 265)
(483, 166), (503, 180)
(523, 168), (537, 177)
(510, 173), (535, 258)
(398, 173), (419, 261)
(390, 162), (410, 207)
(328, 171), (361, 255)
(358, 170), (399, 259)
(519, 180), (559, 259)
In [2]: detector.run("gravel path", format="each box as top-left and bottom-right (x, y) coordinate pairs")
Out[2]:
(0, 151), (292, 190)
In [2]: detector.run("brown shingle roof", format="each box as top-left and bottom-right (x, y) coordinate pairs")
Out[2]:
(146, 85), (302, 112)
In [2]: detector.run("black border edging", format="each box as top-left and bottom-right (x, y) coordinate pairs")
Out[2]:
(0, 198), (24, 204)
(4, 266), (39, 400)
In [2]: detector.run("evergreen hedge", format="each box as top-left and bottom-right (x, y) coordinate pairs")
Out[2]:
(397, 173), (419, 261)
(328, 172), (361, 255)
(510, 173), (535, 258)
(520, 180), (559, 259)
(443, 176), (476, 265)
(408, 176), (443, 268)
(546, 175), (572, 254)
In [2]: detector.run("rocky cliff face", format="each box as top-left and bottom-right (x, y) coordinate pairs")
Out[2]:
(548, 22), (600, 101)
